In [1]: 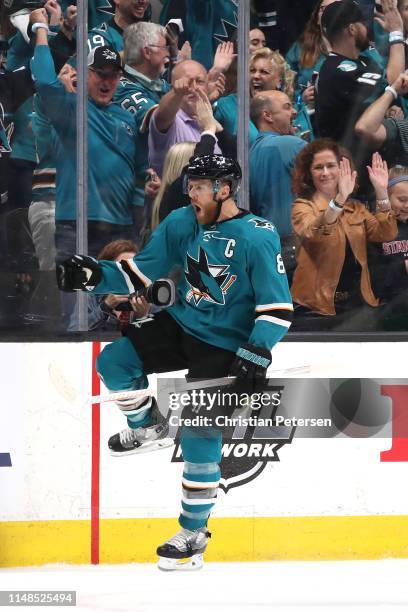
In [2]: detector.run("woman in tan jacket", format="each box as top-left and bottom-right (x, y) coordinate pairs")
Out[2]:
(290, 139), (398, 317)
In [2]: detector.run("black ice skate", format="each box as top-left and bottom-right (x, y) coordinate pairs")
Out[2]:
(157, 527), (211, 571)
(108, 398), (173, 456)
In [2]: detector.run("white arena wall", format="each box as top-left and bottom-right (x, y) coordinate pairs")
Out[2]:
(1, 341), (407, 567)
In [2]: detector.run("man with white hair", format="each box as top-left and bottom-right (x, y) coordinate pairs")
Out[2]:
(116, 22), (170, 132)
(114, 22), (171, 217)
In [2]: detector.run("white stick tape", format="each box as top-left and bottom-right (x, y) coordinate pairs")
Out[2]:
(87, 364), (312, 404)
(88, 389), (151, 405)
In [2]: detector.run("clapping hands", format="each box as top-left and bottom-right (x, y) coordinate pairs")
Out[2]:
(367, 152), (389, 199)
(195, 89), (223, 133)
(336, 157), (357, 203)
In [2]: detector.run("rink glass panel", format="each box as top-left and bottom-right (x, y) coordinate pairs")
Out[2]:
(0, 2), (407, 339)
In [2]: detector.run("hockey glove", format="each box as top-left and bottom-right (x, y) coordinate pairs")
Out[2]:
(229, 343), (271, 394)
(56, 255), (102, 292)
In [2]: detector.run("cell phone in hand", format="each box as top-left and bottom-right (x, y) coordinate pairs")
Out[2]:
(375, 1), (383, 14)
(166, 18), (183, 37)
(145, 170), (158, 183)
(300, 130), (311, 142)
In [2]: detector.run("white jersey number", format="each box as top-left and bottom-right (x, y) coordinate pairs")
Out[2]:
(276, 253), (286, 274)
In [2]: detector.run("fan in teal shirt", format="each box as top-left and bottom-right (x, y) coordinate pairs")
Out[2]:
(213, 93), (259, 147)
(30, 44), (144, 226)
(88, 18), (125, 54)
(250, 131), (306, 237)
(114, 66), (170, 207)
(159, 0), (239, 70)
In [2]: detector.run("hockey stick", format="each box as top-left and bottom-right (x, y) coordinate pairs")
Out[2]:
(88, 388), (153, 405)
(87, 364), (312, 404)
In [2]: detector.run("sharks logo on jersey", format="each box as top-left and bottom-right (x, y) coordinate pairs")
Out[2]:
(160, 0), (237, 69)
(94, 0), (115, 19)
(213, 1), (238, 46)
(0, 103), (13, 155)
(249, 219), (275, 231)
(185, 247), (236, 306)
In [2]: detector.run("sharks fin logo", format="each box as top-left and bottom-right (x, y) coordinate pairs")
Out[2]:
(185, 247), (236, 305)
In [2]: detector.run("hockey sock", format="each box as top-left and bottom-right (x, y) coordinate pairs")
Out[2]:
(116, 396), (153, 429)
(179, 461), (220, 531)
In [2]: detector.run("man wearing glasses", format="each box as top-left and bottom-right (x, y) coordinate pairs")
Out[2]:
(113, 22), (171, 219)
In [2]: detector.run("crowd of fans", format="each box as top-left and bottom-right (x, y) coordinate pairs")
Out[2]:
(0, 0), (407, 334)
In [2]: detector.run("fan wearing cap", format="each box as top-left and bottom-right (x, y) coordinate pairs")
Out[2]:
(87, 45), (123, 106)
(315, 0), (404, 164)
(30, 8), (147, 328)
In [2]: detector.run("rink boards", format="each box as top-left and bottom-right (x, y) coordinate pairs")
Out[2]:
(1, 341), (408, 566)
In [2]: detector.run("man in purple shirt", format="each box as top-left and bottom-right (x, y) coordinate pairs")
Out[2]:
(148, 59), (222, 176)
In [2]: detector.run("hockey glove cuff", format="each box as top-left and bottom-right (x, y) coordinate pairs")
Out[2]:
(229, 343), (271, 381)
(56, 255), (102, 292)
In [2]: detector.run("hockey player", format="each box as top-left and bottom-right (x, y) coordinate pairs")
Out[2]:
(57, 154), (294, 570)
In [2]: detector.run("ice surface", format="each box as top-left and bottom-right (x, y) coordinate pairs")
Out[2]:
(1, 560), (408, 612)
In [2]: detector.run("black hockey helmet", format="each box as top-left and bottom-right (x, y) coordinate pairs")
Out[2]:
(184, 154), (242, 197)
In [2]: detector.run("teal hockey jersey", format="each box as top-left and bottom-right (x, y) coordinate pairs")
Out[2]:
(159, 0), (238, 70)
(92, 206), (293, 353)
(114, 69), (170, 206)
(31, 44), (144, 224)
(60, 0), (151, 31)
(87, 19), (124, 53)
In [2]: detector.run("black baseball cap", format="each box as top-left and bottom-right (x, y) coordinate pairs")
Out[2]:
(321, 0), (365, 40)
(87, 46), (122, 71)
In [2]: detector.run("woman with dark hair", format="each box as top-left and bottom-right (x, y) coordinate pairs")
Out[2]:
(286, 0), (385, 110)
(290, 139), (397, 322)
(286, 0), (337, 108)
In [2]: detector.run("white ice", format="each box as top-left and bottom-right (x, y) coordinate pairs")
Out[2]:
(1, 560), (408, 612)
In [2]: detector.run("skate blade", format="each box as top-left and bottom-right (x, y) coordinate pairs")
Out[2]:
(157, 553), (204, 571)
(110, 438), (174, 457)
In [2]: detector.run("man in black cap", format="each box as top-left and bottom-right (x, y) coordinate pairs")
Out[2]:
(86, 45), (124, 106)
(315, 0), (404, 166)
(30, 7), (145, 328)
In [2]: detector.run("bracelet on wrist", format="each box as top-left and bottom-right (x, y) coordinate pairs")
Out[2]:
(376, 197), (391, 211)
(328, 199), (344, 213)
(389, 30), (404, 43)
(385, 85), (398, 100)
(31, 22), (49, 33)
(200, 130), (217, 138)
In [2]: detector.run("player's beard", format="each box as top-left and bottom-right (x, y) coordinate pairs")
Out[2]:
(355, 31), (370, 52)
(192, 201), (219, 225)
